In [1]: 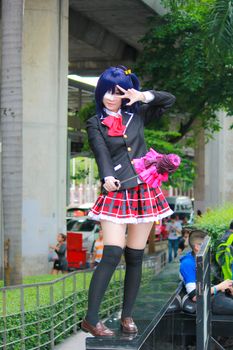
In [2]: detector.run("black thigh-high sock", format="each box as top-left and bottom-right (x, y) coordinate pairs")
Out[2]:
(121, 246), (144, 319)
(85, 245), (123, 326)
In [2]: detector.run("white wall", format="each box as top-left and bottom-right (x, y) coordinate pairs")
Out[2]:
(205, 111), (233, 209)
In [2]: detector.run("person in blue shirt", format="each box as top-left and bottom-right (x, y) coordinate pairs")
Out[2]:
(180, 230), (233, 305)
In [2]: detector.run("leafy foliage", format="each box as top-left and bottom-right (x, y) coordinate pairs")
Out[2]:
(70, 157), (99, 184)
(192, 203), (233, 283)
(71, 168), (89, 183)
(78, 101), (95, 123)
(144, 129), (195, 190)
(194, 203), (233, 250)
(204, 0), (233, 60)
(136, 0), (233, 140)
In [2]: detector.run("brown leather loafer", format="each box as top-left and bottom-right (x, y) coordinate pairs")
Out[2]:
(121, 317), (138, 334)
(81, 319), (115, 337)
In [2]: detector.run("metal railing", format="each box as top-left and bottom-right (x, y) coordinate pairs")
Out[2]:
(196, 236), (225, 350)
(196, 236), (212, 350)
(0, 252), (166, 350)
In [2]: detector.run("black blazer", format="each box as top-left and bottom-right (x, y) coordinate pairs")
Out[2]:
(86, 91), (176, 190)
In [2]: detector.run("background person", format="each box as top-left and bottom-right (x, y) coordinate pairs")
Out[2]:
(81, 65), (175, 337)
(167, 214), (182, 262)
(215, 220), (233, 281)
(180, 229), (233, 315)
(91, 225), (104, 267)
(178, 228), (190, 255)
(50, 233), (68, 275)
(160, 218), (169, 240)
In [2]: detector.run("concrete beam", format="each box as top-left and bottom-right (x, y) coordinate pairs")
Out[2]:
(68, 78), (95, 93)
(141, 0), (167, 16)
(69, 8), (137, 60)
(69, 60), (135, 76)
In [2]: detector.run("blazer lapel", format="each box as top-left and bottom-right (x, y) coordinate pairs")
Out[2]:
(122, 111), (134, 131)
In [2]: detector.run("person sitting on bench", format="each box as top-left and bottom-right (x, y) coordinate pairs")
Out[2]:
(180, 229), (233, 315)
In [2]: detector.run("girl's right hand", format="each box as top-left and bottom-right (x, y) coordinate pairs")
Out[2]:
(103, 176), (120, 192)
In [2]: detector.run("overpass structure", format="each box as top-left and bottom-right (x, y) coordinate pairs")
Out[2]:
(67, 0), (164, 110)
(68, 0), (165, 76)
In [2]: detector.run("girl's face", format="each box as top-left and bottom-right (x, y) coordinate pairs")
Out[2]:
(57, 234), (63, 243)
(103, 87), (122, 112)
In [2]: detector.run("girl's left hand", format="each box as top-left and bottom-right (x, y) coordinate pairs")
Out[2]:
(117, 85), (145, 106)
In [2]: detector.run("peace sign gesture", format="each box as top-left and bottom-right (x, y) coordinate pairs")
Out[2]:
(117, 85), (146, 106)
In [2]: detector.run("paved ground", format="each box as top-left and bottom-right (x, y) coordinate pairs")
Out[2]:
(54, 330), (93, 350)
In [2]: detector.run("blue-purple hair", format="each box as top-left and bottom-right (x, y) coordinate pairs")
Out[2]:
(95, 66), (140, 117)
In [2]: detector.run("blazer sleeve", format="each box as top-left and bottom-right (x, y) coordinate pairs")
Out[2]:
(86, 116), (116, 180)
(140, 90), (176, 126)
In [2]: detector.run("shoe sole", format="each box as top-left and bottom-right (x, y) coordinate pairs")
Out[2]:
(81, 324), (89, 333)
(120, 324), (138, 334)
(81, 323), (115, 337)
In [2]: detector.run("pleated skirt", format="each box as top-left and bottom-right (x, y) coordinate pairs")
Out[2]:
(88, 183), (173, 224)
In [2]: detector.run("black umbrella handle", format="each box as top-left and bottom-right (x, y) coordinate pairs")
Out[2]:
(119, 174), (139, 185)
(102, 175), (139, 194)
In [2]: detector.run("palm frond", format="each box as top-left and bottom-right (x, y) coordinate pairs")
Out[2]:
(207, 0), (233, 53)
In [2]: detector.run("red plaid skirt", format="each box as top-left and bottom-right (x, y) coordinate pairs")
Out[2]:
(88, 183), (173, 224)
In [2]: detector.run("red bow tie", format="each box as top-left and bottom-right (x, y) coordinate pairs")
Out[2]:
(102, 115), (126, 136)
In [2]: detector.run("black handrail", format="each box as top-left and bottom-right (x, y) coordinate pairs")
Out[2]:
(196, 235), (212, 350)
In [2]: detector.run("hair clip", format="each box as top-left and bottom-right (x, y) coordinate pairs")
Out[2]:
(124, 69), (132, 75)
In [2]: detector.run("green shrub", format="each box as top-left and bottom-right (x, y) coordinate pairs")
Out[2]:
(192, 204), (233, 283)
(194, 203), (233, 250)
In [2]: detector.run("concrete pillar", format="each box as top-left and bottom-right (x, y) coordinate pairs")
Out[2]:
(205, 111), (233, 209)
(22, 0), (68, 275)
(0, 12), (3, 279)
(193, 127), (205, 213)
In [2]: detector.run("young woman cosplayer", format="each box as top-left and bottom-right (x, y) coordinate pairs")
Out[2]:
(81, 66), (175, 337)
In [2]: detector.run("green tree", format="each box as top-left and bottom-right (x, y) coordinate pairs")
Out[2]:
(162, 0), (233, 60)
(136, 0), (233, 141)
(78, 101), (95, 123)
